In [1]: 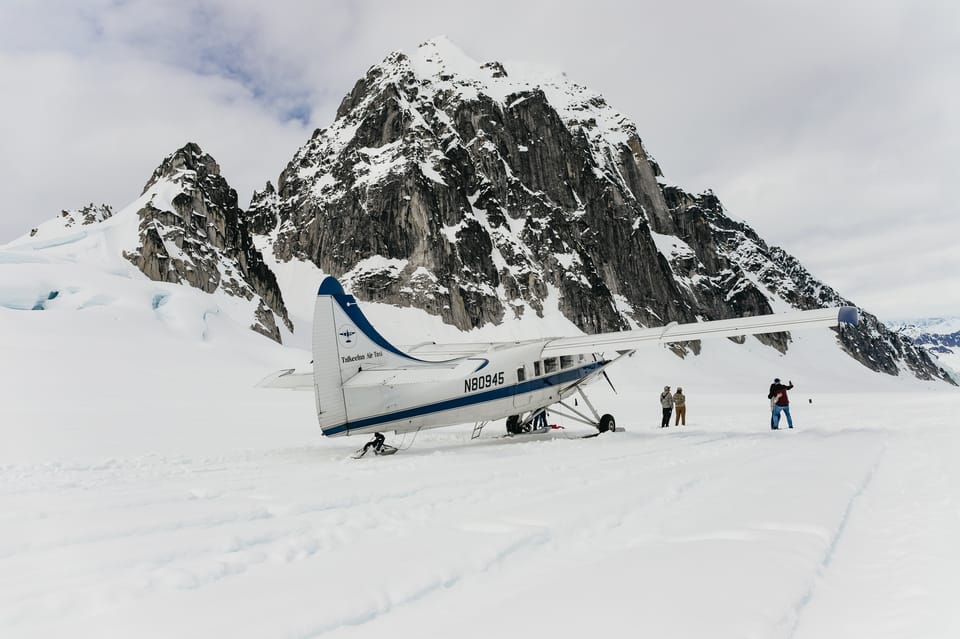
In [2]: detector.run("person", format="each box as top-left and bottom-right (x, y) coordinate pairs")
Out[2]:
(361, 432), (386, 454)
(768, 378), (794, 429)
(660, 385), (674, 428)
(673, 387), (686, 425)
(533, 410), (548, 430)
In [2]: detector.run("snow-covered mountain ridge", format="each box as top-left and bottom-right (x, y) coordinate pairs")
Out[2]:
(887, 317), (960, 360)
(886, 317), (960, 380)
(888, 316), (960, 339)
(1, 37), (951, 384)
(246, 37), (948, 384)
(3, 143), (291, 342)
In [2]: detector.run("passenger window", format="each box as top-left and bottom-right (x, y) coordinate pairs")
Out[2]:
(560, 355), (574, 369)
(517, 366), (526, 382)
(544, 358), (558, 374)
(534, 361), (542, 376)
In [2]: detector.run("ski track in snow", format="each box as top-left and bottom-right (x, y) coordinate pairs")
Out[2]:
(783, 440), (886, 638)
(5, 416), (939, 638)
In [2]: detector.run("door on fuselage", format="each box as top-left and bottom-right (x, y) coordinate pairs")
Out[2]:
(512, 363), (533, 409)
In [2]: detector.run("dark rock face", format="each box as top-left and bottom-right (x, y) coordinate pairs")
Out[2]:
(663, 188), (953, 383)
(251, 41), (699, 335)
(246, 38), (950, 383)
(247, 181), (279, 236)
(124, 143), (292, 342)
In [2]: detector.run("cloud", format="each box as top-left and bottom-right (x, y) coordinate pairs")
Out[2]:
(1, 0), (957, 321)
(783, 219), (960, 320)
(0, 49), (309, 239)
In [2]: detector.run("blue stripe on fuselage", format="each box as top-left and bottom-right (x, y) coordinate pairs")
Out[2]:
(322, 361), (606, 436)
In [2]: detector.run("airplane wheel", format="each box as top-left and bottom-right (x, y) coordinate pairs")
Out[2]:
(506, 414), (521, 434)
(598, 414), (615, 433)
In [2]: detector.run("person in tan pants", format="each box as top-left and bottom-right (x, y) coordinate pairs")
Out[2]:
(673, 387), (687, 425)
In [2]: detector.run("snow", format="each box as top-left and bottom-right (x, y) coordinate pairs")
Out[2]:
(889, 316), (960, 335)
(354, 141), (409, 189)
(650, 230), (696, 260)
(2, 208), (959, 637)
(343, 256), (410, 284)
(417, 156), (447, 185)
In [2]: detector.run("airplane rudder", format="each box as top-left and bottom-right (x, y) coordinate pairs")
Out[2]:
(312, 288), (348, 430)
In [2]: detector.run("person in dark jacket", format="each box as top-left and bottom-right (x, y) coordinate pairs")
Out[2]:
(768, 378), (794, 429)
(533, 410), (548, 430)
(660, 385), (674, 428)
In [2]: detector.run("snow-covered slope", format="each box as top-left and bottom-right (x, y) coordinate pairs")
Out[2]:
(3, 144), (291, 343)
(1, 261), (957, 636)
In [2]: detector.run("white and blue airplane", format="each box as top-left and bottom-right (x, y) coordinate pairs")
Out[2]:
(259, 277), (859, 450)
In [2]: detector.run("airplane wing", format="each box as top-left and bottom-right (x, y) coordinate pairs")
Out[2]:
(255, 306), (857, 387)
(540, 306), (858, 357)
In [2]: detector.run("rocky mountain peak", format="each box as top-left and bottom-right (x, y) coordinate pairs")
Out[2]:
(124, 142), (292, 342)
(255, 39), (681, 334)
(249, 39), (951, 383)
(247, 181), (279, 235)
(141, 142), (223, 196)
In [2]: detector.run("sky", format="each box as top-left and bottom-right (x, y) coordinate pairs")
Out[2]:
(1, 0), (957, 322)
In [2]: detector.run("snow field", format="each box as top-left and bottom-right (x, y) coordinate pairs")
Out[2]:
(2, 382), (958, 637)
(2, 233), (957, 637)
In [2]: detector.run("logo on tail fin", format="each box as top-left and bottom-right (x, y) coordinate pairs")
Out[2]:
(337, 325), (358, 349)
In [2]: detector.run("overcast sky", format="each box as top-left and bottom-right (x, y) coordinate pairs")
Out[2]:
(1, 0), (956, 321)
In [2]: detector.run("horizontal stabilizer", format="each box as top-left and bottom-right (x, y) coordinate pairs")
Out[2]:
(255, 368), (313, 390)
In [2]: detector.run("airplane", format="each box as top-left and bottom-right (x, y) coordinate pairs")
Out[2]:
(258, 276), (859, 454)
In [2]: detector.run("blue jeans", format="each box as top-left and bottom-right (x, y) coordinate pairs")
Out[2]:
(772, 404), (793, 428)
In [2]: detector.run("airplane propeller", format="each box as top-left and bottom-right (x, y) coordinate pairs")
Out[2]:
(602, 370), (617, 394)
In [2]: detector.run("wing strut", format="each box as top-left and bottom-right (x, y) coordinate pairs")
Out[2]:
(471, 421), (489, 440)
(549, 387), (603, 428)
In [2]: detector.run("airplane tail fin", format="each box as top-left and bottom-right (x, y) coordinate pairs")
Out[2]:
(312, 276), (428, 434)
(312, 286), (348, 434)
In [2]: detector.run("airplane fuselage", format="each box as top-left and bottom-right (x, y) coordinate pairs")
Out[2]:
(325, 340), (609, 436)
